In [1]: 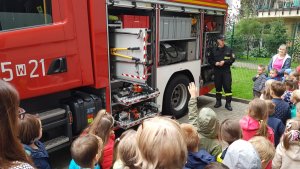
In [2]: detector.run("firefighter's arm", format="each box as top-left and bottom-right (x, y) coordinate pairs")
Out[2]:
(208, 48), (219, 66)
(223, 48), (235, 65)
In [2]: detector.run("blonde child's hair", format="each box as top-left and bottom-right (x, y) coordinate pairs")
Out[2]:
(180, 123), (200, 152)
(136, 117), (187, 169)
(265, 100), (275, 116)
(262, 79), (275, 100)
(291, 90), (300, 104)
(258, 64), (265, 71)
(249, 136), (275, 163)
(115, 129), (138, 169)
(71, 134), (103, 168)
(283, 119), (300, 150)
(248, 99), (269, 137)
(85, 109), (114, 145)
(296, 102), (300, 118)
(219, 119), (242, 145)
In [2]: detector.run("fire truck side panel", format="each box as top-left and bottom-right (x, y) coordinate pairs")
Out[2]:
(0, 0), (93, 99)
(156, 60), (200, 110)
(88, 0), (110, 89)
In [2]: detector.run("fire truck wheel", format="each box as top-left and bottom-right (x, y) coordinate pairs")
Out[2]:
(162, 74), (191, 118)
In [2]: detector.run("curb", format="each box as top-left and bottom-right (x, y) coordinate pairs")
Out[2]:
(205, 93), (250, 104)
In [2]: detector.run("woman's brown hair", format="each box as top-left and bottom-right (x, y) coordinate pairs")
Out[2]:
(283, 119), (300, 150)
(18, 114), (41, 145)
(248, 98), (269, 137)
(0, 80), (32, 168)
(84, 109), (114, 145)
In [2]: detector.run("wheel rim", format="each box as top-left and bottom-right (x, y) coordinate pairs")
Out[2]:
(171, 84), (188, 111)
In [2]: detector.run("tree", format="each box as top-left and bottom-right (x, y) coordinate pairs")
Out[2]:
(234, 18), (263, 58)
(263, 19), (287, 55)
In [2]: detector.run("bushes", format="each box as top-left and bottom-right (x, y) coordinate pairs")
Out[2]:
(249, 47), (270, 58)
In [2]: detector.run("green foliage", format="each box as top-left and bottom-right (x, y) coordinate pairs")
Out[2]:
(249, 47), (270, 58)
(263, 19), (288, 55)
(234, 18), (263, 58)
(293, 36), (300, 62)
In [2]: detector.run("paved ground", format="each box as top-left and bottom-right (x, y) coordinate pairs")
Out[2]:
(178, 95), (248, 124)
(50, 95), (249, 169)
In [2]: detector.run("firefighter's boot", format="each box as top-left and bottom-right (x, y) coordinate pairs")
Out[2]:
(225, 95), (233, 111)
(214, 93), (222, 108)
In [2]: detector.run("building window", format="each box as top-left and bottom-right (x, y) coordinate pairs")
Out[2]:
(0, 0), (52, 31)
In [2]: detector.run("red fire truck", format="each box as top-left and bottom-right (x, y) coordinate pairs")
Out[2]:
(0, 0), (227, 152)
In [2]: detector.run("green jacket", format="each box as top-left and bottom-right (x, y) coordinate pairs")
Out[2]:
(188, 97), (222, 157)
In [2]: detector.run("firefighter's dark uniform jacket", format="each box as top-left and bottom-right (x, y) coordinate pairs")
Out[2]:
(210, 45), (235, 72)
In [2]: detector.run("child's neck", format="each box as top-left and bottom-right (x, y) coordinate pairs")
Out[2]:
(272, 96), (281, 99)
(29, 142), (38, 149)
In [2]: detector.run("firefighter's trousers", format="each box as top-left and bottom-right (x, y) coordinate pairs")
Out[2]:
(214, 70), (232, 102)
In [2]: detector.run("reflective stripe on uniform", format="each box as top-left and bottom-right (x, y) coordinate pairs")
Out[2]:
(224, 93), (232, 96)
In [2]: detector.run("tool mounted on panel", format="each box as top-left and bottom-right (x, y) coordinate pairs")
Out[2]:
(110, 47), (141, 62)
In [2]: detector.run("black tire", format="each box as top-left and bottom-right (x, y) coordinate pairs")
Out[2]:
(162, 74), (191, 118)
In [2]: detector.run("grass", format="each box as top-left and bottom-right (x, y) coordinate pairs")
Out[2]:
(212, 67), (257, 100)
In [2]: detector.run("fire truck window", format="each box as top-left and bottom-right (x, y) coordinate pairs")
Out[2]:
(0, 0), (52, 31)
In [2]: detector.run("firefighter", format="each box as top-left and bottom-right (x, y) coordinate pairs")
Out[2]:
(209, 34), (235, 111)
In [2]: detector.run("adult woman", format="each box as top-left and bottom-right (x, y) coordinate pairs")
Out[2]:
(0, 80), (34, 169)
(268, 44), (291, 77)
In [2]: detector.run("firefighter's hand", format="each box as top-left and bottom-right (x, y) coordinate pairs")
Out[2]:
(188, 82), (199, 98)
(220, 60), (225, 66)
(215, 62), (220, 66)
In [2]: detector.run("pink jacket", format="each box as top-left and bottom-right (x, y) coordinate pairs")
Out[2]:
(101, 134), (115, 169)
(240, 115), (275, 144)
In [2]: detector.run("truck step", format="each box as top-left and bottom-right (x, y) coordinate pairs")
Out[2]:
(39, 108), (66, 125)
(44, 136), (69, 150)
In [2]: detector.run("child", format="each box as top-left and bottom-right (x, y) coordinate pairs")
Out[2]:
(296, 102), (300, 119)
(113, 129), (138, 169)
(271, 81), (291, 124)
(282, 68), (292, 82)
(222, 139), (262, 169)
(69, 134), (103, 169)
(282, 80), (294, 107)
(217, 119), (242, 162)
(249, 136), (275, 169)
(268, 68), (281, 81)
(260, 79), (275, 100)
(136, 116), (187, 169)
(188, 82), (222, 157)
(253, 64), (267, 98)
(83, 110), (115, 169)
(18, 114), (51, 169)
(272, 119), (300, 169)
(265, 100), (285, 147)
(239, 98), (274, 143)
(290, 90), (300, 118)
(180, 123), (215, 169)
(204, 162), (229, 169)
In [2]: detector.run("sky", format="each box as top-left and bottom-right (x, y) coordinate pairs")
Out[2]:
(227, 0), (241, 17)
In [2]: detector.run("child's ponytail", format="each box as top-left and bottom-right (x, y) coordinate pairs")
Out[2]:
(257, 120), (268, 137)
(283, 132), (291, 150)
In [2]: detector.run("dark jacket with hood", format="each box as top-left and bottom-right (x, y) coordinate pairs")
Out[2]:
(188, 98), (222, 157)
(183, 149), (215, 169)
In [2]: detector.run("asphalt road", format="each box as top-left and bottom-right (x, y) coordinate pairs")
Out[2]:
(50, 95), (249, 169)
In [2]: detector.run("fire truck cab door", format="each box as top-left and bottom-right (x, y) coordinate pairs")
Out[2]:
(0, 0), (92, 99)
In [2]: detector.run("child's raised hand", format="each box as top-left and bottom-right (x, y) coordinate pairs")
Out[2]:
(188, 82), (199, 98)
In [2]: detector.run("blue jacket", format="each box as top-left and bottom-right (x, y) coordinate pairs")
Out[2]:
(272, 98), (291, 124)
(268, 54), (291, 77)
(183, 149), (215, 169)
(69, 159), (101, 169)
(23, 141), (51, 169)
(267, 116), (285, 147)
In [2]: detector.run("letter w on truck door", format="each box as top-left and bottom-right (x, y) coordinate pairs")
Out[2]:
(0, 0), (93, 99)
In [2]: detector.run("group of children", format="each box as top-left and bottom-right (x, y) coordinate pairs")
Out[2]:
(17, 64), (300, 169)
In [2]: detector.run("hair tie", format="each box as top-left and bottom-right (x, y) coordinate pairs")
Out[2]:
(259, 120), (263, 124)
(288, 130), (300, 142)
(116, 138), (120, 142)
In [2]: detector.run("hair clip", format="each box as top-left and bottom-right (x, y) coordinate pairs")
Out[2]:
(286, 122), (293, 130)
